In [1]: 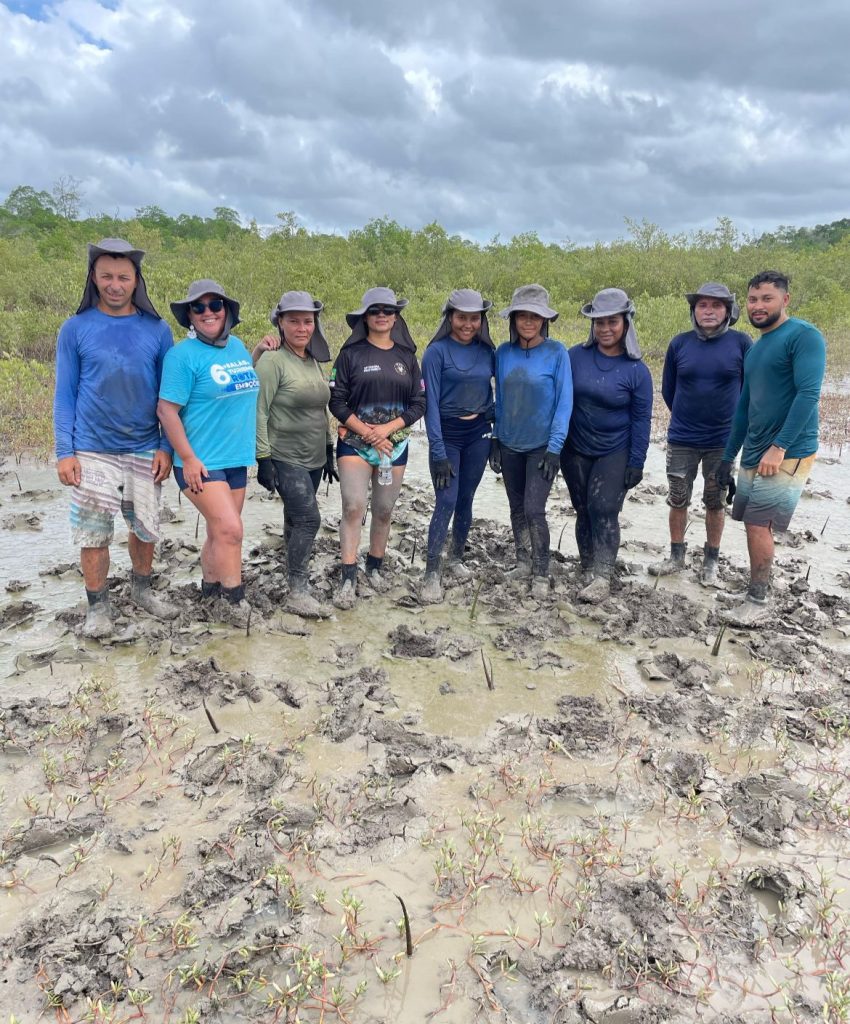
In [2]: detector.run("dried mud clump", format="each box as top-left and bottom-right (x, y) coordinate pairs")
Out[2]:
(725, 771), (812, 847)
(181, 738), (289, 798)
(321, 666), (395, 741)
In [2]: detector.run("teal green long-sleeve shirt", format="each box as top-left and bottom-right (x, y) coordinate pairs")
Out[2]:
(723, 317), (826, 468)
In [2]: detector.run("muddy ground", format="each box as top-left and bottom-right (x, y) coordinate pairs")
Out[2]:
(0, 439), (849, 1024)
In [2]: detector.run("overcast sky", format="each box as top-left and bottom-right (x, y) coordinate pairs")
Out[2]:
(1, 0), (848, 243)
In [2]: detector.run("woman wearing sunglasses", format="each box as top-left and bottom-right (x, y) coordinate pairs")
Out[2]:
(158, 280), (259, 625)
(419, 289), (495, 604)
(328, 287), (425, 610)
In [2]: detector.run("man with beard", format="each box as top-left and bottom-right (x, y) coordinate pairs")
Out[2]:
(650, 283), (752, 584)
(53, 238), (178, 639)
(717, 271), (826, 625)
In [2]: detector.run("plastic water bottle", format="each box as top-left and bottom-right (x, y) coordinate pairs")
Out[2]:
(378, 452), (392, 486)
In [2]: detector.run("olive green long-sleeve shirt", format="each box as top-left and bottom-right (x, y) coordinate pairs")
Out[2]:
(255, 348), (333, 469)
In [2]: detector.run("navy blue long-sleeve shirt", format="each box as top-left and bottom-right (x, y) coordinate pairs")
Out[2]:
(54, 307), (174, 459)
(493, 339), (572, 453)
(566, 343), (653, 468)
(662, 329), (752, 448)
(421, 337), (494, 461)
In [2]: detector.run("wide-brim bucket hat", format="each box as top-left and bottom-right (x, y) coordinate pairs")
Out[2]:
(170, 279), (241, 329)
(270, 290), (331, 362)
(685, 281), (740, 327)
(76, 237), (160, 318)
(581, 287), (642, 359)
(343, 287), (415, 352)
(499, 283), (559, 322)
(429, 289), (494, 348)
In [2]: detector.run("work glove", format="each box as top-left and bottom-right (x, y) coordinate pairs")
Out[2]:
(256, 457), (278, 493)
(538, 451), (561, 482)
(624, 466), (643, 490)
(716, 460), (736, 505)
(432, 458), (456, 490)
(488, 438), (502, 475)
(322, 444), (339, 484)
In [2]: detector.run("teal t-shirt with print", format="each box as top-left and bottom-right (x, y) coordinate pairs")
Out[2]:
(160, 335), (259, 470)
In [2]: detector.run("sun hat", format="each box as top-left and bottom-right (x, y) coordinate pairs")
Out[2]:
(76, 237), (160, 318)
(170, 279), (241, 347)
(343, 287), (415, 351)
(499, 283), (559, 321)
(270, 290), (331, 361)
(580, 287), (642, 359)
(429, 289), (494, 347)
(684, 281), (740, 338)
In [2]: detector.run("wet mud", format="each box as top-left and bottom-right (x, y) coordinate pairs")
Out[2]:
(0, 443), (849, 1022)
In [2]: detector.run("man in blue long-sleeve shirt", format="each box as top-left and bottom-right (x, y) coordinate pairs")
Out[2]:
(717, 271), (826, 625)
(53, 238), (177, 638)
(650, 283), (752, 584)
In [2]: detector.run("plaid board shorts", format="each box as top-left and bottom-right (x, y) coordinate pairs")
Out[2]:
(732, 454), (816, 532)
(70, 450), (162, 547)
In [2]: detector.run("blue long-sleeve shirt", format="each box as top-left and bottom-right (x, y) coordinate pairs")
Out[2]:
(493, 339), (572, 453)
(723, 317), (826, 468)
(566, 344), (653, 468)
(422, 337), (495, 460)
(662, 329), (752, 448)
(53, 308), (174, 459)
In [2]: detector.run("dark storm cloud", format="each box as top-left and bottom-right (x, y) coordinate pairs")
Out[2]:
(0, 0), (847, 242)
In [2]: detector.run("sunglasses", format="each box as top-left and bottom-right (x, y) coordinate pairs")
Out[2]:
(365, 305), (398, 316)
(190, 298), (225, 314)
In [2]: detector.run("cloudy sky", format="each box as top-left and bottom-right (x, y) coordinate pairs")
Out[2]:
(1, 0), (848, 243)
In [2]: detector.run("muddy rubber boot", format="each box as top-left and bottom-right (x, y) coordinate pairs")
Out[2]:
(444, 546), (471, 579)
(82, 587), (114, 640)
(332, 565), (358, 610)
(363, 554), (391, 593)
(530, 575), (550, 600)
(723, 582), (770, 627)
(578, 574), (611, 603)
(700, 545), (720, 586)
(130, 572), (179, 620)
(285, 576), (331, 619)
(648, 542), (687, 577)
(420, 571), (444, 605)
(217, 584), (253, 628)
(200, 579), (221, 601)
(506, 528), (532, 580)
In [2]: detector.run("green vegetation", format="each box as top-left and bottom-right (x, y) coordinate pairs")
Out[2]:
(2, 181), (849, 454)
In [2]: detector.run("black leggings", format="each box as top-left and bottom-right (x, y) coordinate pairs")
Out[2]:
(500, 446), (554, 576)
(271, 459), (323, 581)
(560, 446), (628, 576)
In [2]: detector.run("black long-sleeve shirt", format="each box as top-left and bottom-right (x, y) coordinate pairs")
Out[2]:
(328, 339), (425, 428)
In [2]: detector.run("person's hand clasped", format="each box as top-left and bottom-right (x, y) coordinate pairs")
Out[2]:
(182, 454), (208, 494)
(432, 458), (455, 490)
(538, 451), (560, 482)
(57, 456), (81, 487)
(757, 445), (785, 477)
(624, 466), (643, 489)
(152, 449), (172, 483)
(256, 458), (278, 493)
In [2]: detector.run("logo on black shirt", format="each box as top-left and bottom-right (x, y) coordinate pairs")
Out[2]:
(394, 362), (408, 376)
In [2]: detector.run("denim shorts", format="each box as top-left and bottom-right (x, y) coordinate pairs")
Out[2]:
(172, 465), (248, 491)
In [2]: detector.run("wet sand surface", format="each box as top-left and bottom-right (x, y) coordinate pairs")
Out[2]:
(1, 439), (848, 1023)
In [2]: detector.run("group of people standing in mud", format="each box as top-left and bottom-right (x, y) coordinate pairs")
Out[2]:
(53, 237), (826, 639)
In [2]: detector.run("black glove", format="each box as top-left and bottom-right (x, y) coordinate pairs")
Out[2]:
(726, 476), (736, 505)
(624, 466), (643, 489)
(322, 444), (339, 484)
(538, 451), (561, 482)
(716, 460), (735, 501)
(489, 438), (502, 475)
(256, 457), (278, 493)
(432, 458), (456, 490)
